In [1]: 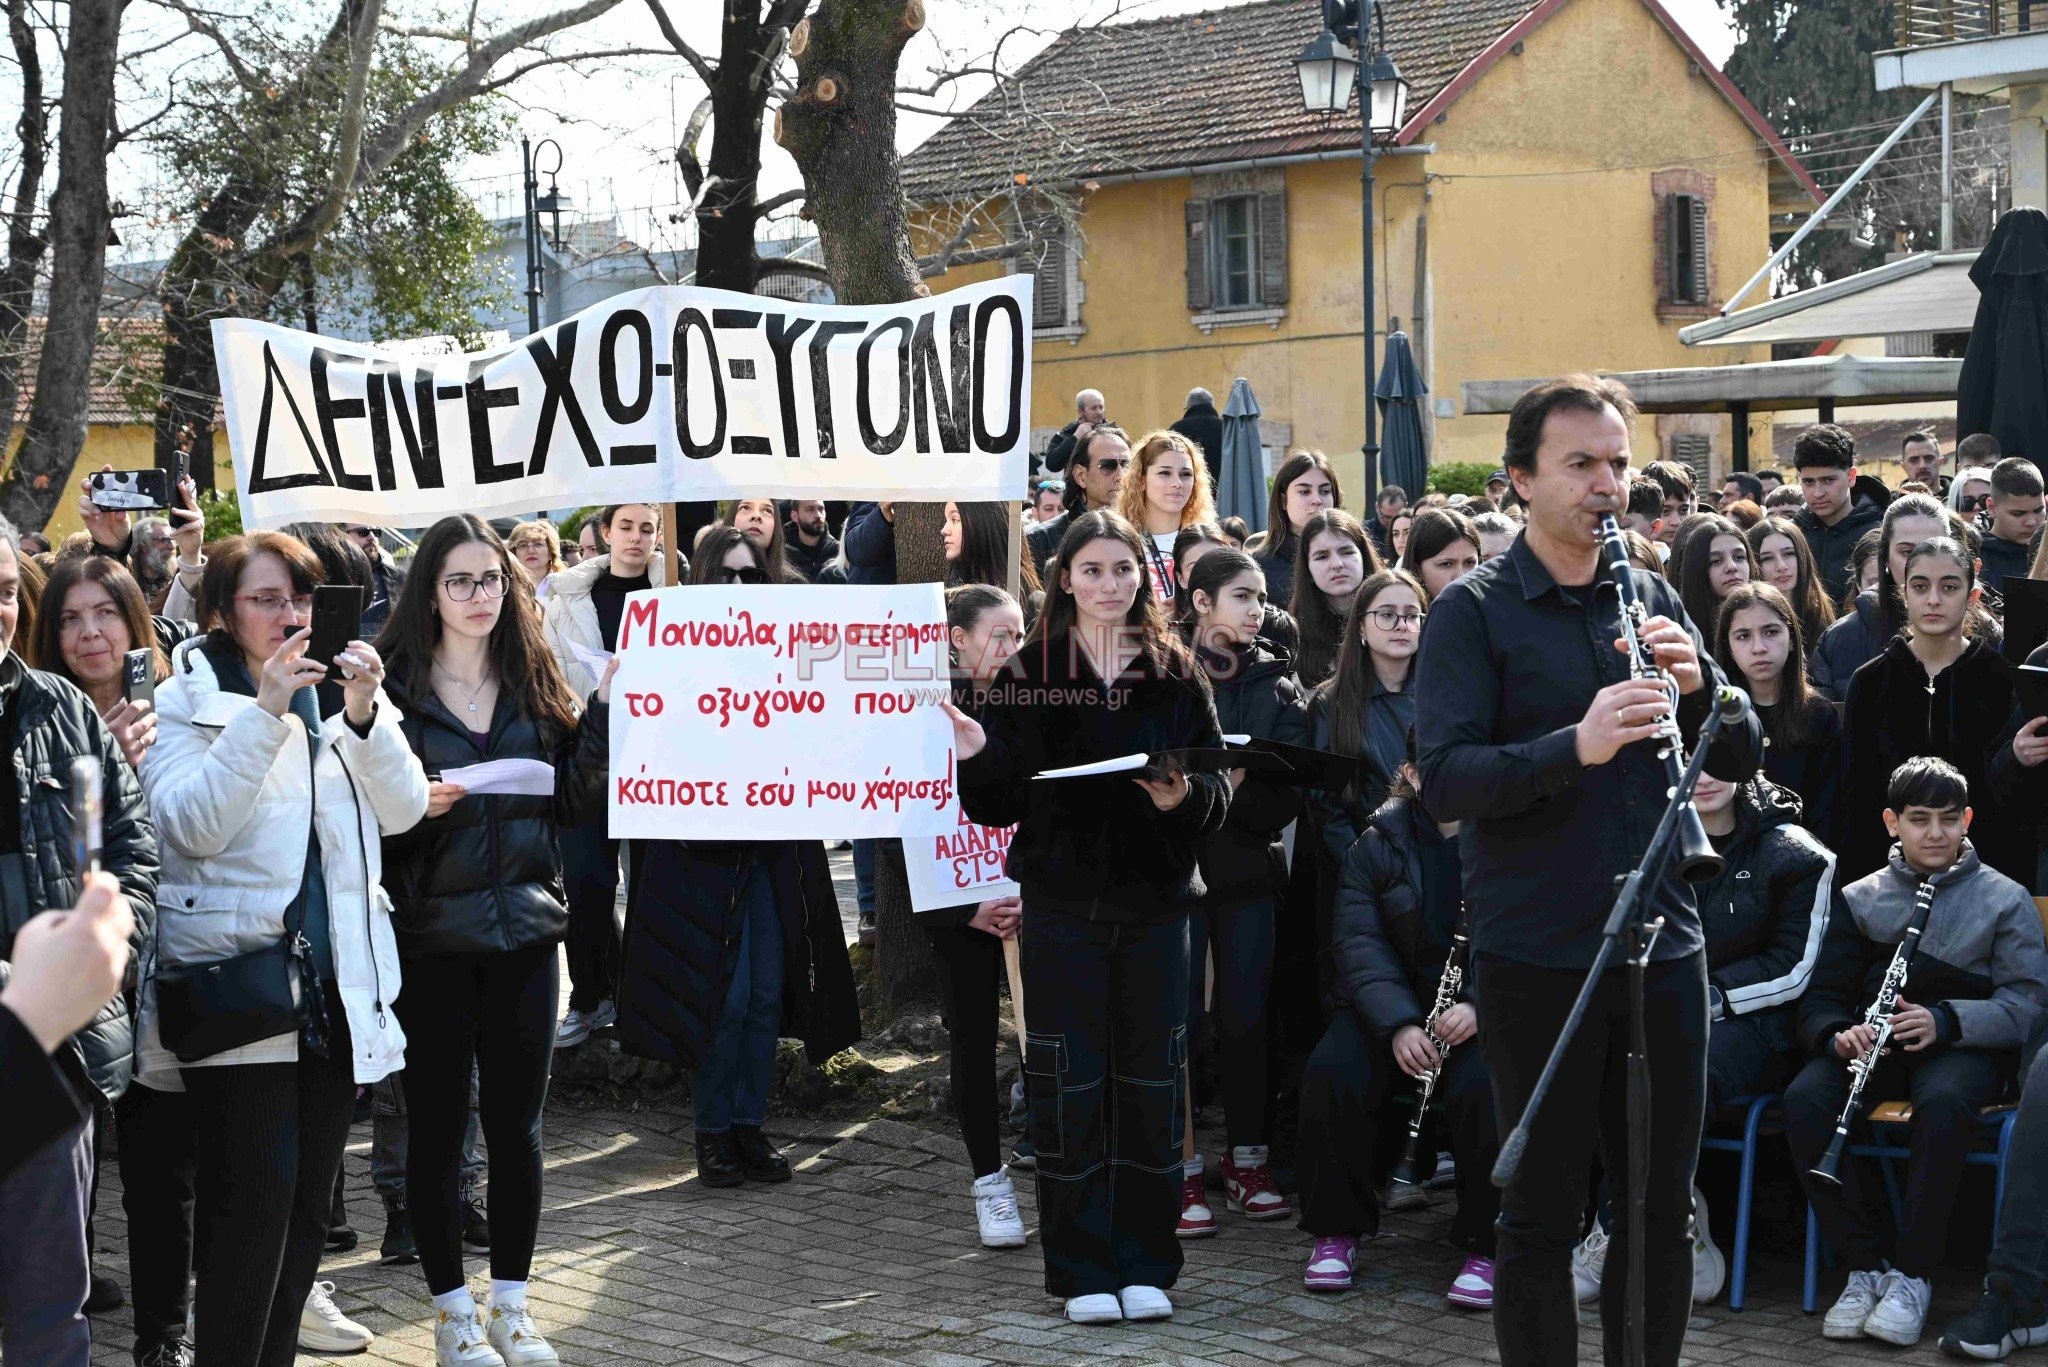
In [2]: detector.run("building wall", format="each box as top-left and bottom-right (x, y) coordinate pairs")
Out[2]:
(920, 0), (1784, 497)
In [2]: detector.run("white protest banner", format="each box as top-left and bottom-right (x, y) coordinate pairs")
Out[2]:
(213, 276), (1033, 529)
(606, 583), (957, 841)
(902, 802), (1018, 913)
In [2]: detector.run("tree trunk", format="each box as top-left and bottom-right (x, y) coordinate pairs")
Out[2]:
(693, 2), (766, 293)
(0, 0), (49, 463)
(0, 0), (119, 533)
(775, 0), (925, 306)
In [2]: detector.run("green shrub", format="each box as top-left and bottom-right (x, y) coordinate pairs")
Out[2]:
(199, 489), (243, 541)
(1426, 461), (1498, 499)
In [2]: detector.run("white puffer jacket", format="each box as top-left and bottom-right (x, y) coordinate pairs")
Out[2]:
(542, 551), (667, 696)
(135, 636), (430, 1085)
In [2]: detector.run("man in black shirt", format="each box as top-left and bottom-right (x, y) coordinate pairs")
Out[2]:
(1415, 374), (1760, 1367)
(1027, 426), (1129, 580)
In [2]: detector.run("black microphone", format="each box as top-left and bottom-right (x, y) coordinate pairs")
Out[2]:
(1714, 685), (1751, 722)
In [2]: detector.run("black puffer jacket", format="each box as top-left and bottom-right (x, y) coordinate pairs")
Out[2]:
(1328, 795), (1464, 1037)
(1696, 778), (1838, 1020)
(1843, 634), (2022, 884)
(1811, 590), (1883, 702)
(0, 657), (159, 1104)
(1196, 641), (1308, 901)
(619, 839), (860, 1068)
(380, 668), (609, 956)
(959, 630), (1229, 919)
(1254, 534), (1298, 618)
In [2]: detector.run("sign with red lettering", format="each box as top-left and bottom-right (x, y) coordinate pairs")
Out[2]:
(214, 276), (1033, 529)
(606, 583), (957, 840)
(902, 801), (1018, 913)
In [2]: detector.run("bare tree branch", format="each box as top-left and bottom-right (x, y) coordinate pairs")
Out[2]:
(676, 92), (710, 198)
(754, 186), (805, 216)
(918, 236), (1038, 278)
(642, 0), (713, 87)
(758, 255), (827, 280)
(263, 0), (382, 263)
(474, 46), (673, 92)
(151, 0), (266, 93)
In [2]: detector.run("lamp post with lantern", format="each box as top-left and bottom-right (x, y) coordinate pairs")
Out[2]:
(1297, 0), (1407, 505)
(521, 136), (575, 336)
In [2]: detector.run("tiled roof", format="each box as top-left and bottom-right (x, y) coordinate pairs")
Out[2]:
(7, 318), (172, 426)
(899, 0), (1535, 200)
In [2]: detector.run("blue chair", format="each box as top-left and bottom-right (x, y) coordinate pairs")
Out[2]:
(1698, 1093), (1780, 1311)
(1800, 1102), (2018, 1313)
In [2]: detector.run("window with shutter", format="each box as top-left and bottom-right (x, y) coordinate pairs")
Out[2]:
(1211, 195), (1260, 308)
(1184, 200), (1211, 312)
(1030, 219), (1068, 330)
(1670, 194), (1707, 305)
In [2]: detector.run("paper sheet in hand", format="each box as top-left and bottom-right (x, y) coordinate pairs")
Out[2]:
(438, 758), (557, 796)
(1035, 748), (1293, 781)
(569, 642), (614, 678)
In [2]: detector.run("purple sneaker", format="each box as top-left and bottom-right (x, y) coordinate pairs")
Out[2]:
(1304, 1235), (1359, 1292)
(1448, 1255), (1496, 1309)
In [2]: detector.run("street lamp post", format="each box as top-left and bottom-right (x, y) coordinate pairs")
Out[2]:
(521, 137), (573, 336)
(1297, 1), (1408, 507)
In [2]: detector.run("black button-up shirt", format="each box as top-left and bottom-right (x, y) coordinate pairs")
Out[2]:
(1414, 533), (1762, 969)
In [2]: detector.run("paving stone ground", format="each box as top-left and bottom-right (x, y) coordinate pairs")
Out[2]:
(76, 851), (1998, 1365)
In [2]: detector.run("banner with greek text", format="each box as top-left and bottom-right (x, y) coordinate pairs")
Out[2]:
(213, 276), (1034, 530)
(606, 583), (957, 841)
(902, 803), (1018, 913)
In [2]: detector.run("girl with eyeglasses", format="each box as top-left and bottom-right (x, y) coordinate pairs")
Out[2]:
(506, 521), (566, 601)
(617, 525), (861, 1195)
(1309, 571), (1429, 880)
(137, 530), (429, 1366)
(373, 514), (615, 1364)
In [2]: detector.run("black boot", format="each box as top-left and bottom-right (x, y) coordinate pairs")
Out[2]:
(379, 1201), (418, 1266)
(731, 1126), (792, 1184)
(460, 1193), (491, 1251)
(85, 1272), (124, 1315)
(325, 1167), (357, 1253)
(695, 1130), (747, 1188)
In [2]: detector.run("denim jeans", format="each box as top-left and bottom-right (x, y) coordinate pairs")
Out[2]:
(1991, 1043), (2048, 1302)
(371, 1064), (486, 1207)
(692, 861), (785, 1133)
(1185, 895), (1276, 1150)
(1020, 905), (1190, 1299)
(0, 1114), (92, 1366)
(851, 838), (877, 917)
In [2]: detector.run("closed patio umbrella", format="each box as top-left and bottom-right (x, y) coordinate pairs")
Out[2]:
(1375, 330), (1428, 500)
(1218, 377), (1267, 535)
(1957, 207), (2048, 464)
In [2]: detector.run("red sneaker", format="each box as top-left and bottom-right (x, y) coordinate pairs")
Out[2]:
(1222, 1153), (1293, 1222)
(1176, 1171), (1217, 1239)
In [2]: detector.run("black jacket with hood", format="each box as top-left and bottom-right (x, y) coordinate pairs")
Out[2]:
(1696, 778), (1838, 1022)
(1811, 589), (1883, 703)
(1328, 794), (1465, 1037)
(1795, 496), (1886, 606)
(1194, 640), (1308, 902)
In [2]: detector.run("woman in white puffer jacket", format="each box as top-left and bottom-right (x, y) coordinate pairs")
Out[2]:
(136, 529), (427, 1367)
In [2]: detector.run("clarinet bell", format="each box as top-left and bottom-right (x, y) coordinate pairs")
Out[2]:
(1808, 1131), (1849, 1188)
(1674, 803), (1724, 883)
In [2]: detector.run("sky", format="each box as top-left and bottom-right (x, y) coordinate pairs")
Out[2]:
(443, 0), (1740, 260)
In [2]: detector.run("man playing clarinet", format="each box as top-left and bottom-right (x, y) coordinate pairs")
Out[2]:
(1414, 374), (1762, 1366)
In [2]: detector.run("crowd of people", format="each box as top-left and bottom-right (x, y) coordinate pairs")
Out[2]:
(3, 378), (2048, 1367)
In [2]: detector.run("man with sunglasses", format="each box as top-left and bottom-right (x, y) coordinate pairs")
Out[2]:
(341, 523), (409, 638)
(1027, 425), (1130, 580)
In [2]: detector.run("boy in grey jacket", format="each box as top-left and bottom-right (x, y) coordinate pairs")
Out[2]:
(1785, 757), (2048, 1348)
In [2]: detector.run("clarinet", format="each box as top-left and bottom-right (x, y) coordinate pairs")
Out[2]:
(1388, 908), (1471, 1198)
(1597, 514), (1722, 883)
(1809, 876), (1938, 1186)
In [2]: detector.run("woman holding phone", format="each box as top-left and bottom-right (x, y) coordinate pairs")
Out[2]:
(943, 509), (1229, 1326)
(35, 557), (184, 769)
(376, 515), (614, 1365)
(137, 530), (429, 1367)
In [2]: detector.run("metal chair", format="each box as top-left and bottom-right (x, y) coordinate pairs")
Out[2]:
(1698, 1093), (1781, 1311)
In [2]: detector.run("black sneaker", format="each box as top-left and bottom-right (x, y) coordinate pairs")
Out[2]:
(134, 1342), (194, 1367)
(1009, 1136), (1037, 1171)
(379, 1203), (418, 1266)
(695, 1130), (746, 1188)
(731, 1125), (792, 1183)
(460, 1195), (490, 1252)
(1939, 1276), (2048, 1360)
(85, 1273), (124, 1315)
(324, 1221), (359, 1254)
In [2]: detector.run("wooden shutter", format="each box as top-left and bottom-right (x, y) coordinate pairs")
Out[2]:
(1031, 220), (1067, 328)
(1257, 186), (1288, 306)
(1688, 195), (1710, 304)
(1184, 199), (1211, 311)
(1668, 193), (1708, 304)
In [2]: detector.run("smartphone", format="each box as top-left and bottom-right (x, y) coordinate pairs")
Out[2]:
(122, 648), (154, 707)
(305, 585), (365, 673)
(169, 449), (189, 504)
(88, 468), (172, 511)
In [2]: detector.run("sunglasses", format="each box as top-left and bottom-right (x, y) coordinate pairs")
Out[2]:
(1958, 494), (1989, 512)
(715, 566), (768, 585)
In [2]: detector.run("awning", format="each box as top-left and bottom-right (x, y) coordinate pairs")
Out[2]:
(1677, 251), (1979, 348)
(1462, 354), (1962, 416)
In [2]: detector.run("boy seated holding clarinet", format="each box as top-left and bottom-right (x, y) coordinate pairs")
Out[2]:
(1784, 757), (2048, 1347)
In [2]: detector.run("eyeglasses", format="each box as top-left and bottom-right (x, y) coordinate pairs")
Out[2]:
(1366, 607), (1427, 629)
(1094, 458), (1130, 473)
(716, 566), (768, 585)
(441, 572), (510, 602)
(1958, 494), (1989, 512)
(236, 592), (313, 616)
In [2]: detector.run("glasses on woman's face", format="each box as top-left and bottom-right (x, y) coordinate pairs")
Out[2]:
(1959, 494), (1989, 513)
(716, 566), (768, 585)
(235, 591), (313, 617)
(1366, 607), (1426, 629)
(440, 571), (510, 602)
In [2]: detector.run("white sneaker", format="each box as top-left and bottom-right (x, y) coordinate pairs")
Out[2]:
(298, 1280), (373, 1353)
(973, 1168), (1027, 1248)
(1864, 1270), (1933, 1346)
(589, 999), (618, 1031)
(1065, 1293), (1122, 1324)
(1824, 1267), (1888, 1340)
(555, 1009), (594, 1048)
(1571, 1220), (1608, 1303)
(1117, 1285), (1173, 1321)
(486, 1302), (560, 1366)
(435, 1306), (506, 1366)
(1690, 1186), (1726, 1305)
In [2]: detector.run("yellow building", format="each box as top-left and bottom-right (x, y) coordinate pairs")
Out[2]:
(902, 0), (1822, 494)
(3, 319), (229, 540)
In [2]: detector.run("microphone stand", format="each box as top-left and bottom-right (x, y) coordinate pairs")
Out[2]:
(1490, 687), (1747, 1367)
